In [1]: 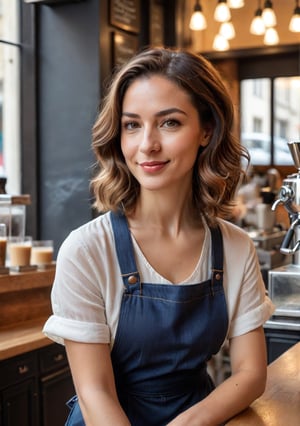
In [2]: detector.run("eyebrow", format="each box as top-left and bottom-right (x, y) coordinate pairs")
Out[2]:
(121, 108), (187, 118)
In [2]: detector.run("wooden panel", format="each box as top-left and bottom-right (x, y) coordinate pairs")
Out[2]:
(0, 286), (52, 328)
(0, 270), (54, 330)
(0, 318), (51, 361)
(0, 270), (55, 294)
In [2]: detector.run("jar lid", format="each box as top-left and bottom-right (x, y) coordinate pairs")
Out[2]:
(0, 194), (31, 205)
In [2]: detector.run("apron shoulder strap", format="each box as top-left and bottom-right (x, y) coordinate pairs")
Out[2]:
(210, 225), (224, 292)
(110, 210), (141, 287)
(111, 211), (223, 289)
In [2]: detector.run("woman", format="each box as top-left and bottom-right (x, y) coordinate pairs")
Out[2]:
(43, 47), (274, 426)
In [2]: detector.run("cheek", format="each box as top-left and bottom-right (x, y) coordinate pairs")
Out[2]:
(120, 136), (128, 156)
(120, 137), (134, 162)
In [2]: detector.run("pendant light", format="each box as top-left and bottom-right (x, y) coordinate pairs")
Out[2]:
(189, 0), (207, 31)
(289, 0), (300, 32)
(264, 26), (279, 45)
(213, 33), (230, 51)
(250, 1), (265, 35)
(262, 0), (277, 27)
(228, 0), (244, 8)
(214, 0), (231, 23)
(219, 20), (236, 39)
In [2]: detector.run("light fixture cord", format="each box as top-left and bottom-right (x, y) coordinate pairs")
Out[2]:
(194, 0), (201, 11)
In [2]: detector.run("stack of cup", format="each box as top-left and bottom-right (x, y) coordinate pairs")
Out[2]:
(8, 236), (33, 270)
(31, 240), (54, 268)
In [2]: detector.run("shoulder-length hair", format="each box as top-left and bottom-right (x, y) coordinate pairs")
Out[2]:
(91, 47), (249, 223)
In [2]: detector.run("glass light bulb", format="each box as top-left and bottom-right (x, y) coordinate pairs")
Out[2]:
(264, 27), (279, 45)
(189, 11), (207, 30)
(289, 13), (300, 32)
(213, 34), (230, 51)
(250, 16), (265, 35)
(228, 0), (244, 8)
(262, 7), (277, 27)
(220, 21), (236, 39)
(214, 3), (231, 23)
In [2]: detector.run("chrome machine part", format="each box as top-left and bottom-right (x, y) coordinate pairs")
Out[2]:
(267, 141), (300, 326)
(288, 140), (300, 172)
(272, 141), (300, 264)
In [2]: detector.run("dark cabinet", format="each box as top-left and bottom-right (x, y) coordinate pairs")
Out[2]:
(265, 327), (300, 364)
(1, 379), (39, 426)
(0, 344), (75, 426)
(39, 344), (75, 426)
(41, 367), (73, 426)
(0, 352), (39, 426)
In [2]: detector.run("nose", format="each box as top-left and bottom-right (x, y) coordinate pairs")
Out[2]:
(139, 126), (161, 154)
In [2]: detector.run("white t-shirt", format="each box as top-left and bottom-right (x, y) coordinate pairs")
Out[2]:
(43, 212), (274, 348)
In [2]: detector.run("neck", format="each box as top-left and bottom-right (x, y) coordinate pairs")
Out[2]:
(128, 187), (200, 237)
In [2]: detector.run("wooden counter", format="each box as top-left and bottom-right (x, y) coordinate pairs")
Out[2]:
(0, 269), (55, 360)
(1, 270), (300, 424)
(0, 317), (51, 361)
(227, 342), (300, 425)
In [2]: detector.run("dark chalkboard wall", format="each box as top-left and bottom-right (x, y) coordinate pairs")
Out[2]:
(24, 0), (175, 255)
(37, 0), (100, 254)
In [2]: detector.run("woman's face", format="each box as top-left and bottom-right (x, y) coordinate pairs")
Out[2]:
(120, 75), (209, 193)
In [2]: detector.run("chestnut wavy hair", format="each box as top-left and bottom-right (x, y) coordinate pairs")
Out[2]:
(91, 47), (249, 223)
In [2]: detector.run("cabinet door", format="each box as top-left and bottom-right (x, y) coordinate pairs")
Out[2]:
(41, 367), (75, 426)
(1, 379), (39, 426)
(265, 328), (300, 363)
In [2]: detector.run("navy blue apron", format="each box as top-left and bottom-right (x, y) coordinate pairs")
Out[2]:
(65, 211), (228, 426)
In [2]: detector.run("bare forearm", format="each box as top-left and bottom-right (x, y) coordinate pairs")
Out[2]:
(77, 389), (131, 426)
(167, 369), (266, 426)
(65, 342), (131, 426)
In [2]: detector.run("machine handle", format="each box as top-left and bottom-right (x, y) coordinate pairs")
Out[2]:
(280, 215), (300, 255)
(280, 227), (295, 251)
(271, 185), (296, 215)
(271, 198), (282, 211)
(281, 240), (300, 255)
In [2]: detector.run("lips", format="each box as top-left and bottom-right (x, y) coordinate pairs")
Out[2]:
(139, 160), (169, 172)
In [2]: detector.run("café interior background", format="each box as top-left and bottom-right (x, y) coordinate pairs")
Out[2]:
(0, 2), (300, 425)
(1, 0), (300, 253)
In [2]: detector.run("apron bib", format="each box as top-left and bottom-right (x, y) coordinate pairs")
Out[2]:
(65, 212), (228, 426)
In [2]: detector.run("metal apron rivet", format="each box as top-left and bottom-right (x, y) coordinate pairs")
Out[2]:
(128, 275), (138, 284)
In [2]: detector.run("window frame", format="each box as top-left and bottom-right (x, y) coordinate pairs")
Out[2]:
(20, 1), (38, 237)
(206, 44), (300, 176)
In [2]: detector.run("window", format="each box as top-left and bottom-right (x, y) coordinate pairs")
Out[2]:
(274, 76), (300, 142)
(0, 0), (21, 194)
(241, 76), (300, 166)
(253, 79), (263, 98)
(239, 48), (300, 168)
(241, 78), (272, 165)
(253, 117), (262, 133)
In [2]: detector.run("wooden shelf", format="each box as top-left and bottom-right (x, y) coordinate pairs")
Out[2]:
(0, 269), (55, 360)
(0, 269), (55, 294)
(0, 317), (52, 361)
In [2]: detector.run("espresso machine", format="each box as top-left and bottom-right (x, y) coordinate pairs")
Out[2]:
(267, 140), (300, 333)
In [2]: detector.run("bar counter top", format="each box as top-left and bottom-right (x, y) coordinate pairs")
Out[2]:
(0, 270), (299, 425)
(0, 317), (51, 361)
(227, 342), (300, 425)
(0, 269), (54, 360)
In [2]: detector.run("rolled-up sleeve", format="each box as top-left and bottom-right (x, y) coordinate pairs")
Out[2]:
(43, 227), (110, 345)
(221, 221), (275, 339)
